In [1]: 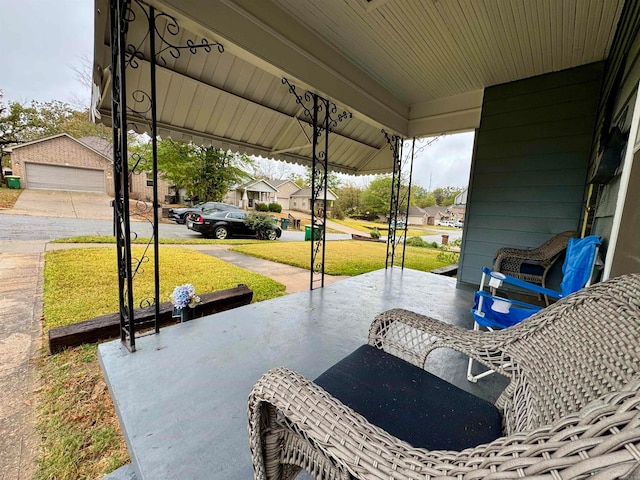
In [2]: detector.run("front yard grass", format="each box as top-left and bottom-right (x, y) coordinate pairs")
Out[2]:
(37, 247), (285, 480)
(231, 240), (456, 276)
(330, 217), (443, 237)
(0, 185), (22, 208)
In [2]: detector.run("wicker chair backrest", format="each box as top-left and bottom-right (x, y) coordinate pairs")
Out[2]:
(494, 273), (640, 434)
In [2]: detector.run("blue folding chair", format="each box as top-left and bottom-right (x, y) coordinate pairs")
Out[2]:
(467, 235), (602, 382)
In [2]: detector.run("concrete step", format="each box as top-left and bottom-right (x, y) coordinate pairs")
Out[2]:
(101, 464), (137, 480)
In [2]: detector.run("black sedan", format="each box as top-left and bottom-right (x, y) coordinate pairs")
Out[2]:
(168, 201), (239, 224)
(187, 210), (282, 240)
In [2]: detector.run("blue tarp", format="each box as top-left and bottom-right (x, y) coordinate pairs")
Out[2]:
(560, 235), (601, 296)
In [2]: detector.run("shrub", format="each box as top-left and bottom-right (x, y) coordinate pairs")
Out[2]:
(268, 202), (282, 213)
(436, 249), (459, 264)
(330, 205), (345, 220)
(255, 203), (269, 212)
(245, 212), (277, 240)
(370, 228), (381, 239)
(405, 236), (438, 249)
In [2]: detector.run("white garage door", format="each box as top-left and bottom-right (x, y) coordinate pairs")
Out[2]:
(25, 163), (105, 193)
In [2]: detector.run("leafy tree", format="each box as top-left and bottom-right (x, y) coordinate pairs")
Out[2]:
(288, 173), (307, 188)
(410, 185), (436, 208)
(360, 176), (393, 216)
(433, 186), (464, 206)
(57, 109), (111, 141)
(335, 184), (362, 216)
(135, 138), (252, 201)
(360, 176), (410, 216)
(304, 166), (342, 192)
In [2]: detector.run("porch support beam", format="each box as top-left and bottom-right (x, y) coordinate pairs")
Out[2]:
(282, 78), (352, 289)
(383, 134), (412, 269)
(144, 0), (408, 135)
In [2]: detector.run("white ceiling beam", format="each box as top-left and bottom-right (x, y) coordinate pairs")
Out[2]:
(408, 90), (484, 137)
(145, 0), (409, 135)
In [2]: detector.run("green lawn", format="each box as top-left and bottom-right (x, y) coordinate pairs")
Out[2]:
(231, 240), (457, 276)
(0, 185), (22, 208)
(330, 217), (444, 237)
(37, 248), (285, 479)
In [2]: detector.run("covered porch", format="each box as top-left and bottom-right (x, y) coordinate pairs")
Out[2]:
(91, 0), (640, 478)
(99, 269), (507, 480)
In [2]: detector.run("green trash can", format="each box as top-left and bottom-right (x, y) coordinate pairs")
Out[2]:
(6, 176), (21, 189)
(304, 225), (321, 241)
(280, 218), (290, 230)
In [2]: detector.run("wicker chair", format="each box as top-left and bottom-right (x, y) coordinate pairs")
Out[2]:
(493, 230), (577, 288)
(248, 274), (640, 480)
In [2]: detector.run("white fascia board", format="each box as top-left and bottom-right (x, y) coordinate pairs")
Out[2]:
(408, 90), (484, 138)
(146, 0), (409, 135)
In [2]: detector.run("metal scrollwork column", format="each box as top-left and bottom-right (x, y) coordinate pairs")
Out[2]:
(382, 131), (414, 269)
(111, 0), (136, 350)
(282, 79), (351, 289)
(110, 0), (223, 351)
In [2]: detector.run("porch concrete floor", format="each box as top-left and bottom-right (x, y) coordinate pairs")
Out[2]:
(98, 269), (509, 480)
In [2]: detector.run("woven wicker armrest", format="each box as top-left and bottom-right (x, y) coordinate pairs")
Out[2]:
(248, 369), (640, 480)
(368, 308), (515, 374)
(493, 247), (549, 272)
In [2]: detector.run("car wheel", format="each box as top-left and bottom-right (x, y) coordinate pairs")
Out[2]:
(266, 229), (278, 241)
(214, 226), (229, 239)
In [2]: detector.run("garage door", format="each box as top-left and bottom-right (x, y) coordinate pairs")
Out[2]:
(25, 163), (105, 193)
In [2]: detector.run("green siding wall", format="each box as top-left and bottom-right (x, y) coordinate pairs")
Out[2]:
(590, 0), (640, 277)
(458, 63), (603, 285)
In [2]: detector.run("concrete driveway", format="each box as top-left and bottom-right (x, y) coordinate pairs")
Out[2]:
(6, 190), (114, 220)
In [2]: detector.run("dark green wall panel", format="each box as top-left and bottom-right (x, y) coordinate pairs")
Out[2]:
(458, 63), (604, 285)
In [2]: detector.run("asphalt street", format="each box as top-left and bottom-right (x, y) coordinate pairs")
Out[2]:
(0, 214), (355, 242)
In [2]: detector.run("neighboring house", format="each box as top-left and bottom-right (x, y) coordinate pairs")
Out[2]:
(225, 178), (279, 208)
(407, 205), (460, 225)
(453, 188), (468, 205)
(7, 133), (115, 194)
(407, 206), (429, 225)
(6, 133), (170, 200)
(267, 179), (301, 210)
(289, 188), (338, 214)
(224, 178), (333, 212)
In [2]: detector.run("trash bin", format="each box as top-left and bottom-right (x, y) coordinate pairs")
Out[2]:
(280, 218), (290, 230)
(272, 216), (278, 224)
(441, 234), (449, 246)
(305, 225), (321, 241)
(5, 176), (21, 189)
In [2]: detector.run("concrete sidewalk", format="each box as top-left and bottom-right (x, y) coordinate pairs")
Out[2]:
(0, 252), (43, 480)
(5, 190), (114, 220)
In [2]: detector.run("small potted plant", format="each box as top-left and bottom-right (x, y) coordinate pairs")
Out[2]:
(170, 283), (201, 322)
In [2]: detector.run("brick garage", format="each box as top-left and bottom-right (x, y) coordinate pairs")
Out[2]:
(8, 133), (114, 194)
(8, 133), (170, 199)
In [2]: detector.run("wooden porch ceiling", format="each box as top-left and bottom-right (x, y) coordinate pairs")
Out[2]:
(93, 0), (624, 174)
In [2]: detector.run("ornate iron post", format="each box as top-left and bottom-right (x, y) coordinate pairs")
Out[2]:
(110, 0), (136, 350)
(383, 131), (411, 269)
(282, 79), (351, 289)
(109, 0), (222, 351)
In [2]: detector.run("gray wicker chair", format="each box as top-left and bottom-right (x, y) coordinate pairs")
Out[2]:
(248, 274), (640, 479)
(493, 230), (577, 288)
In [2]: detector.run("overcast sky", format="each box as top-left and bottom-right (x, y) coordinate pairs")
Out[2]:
(0, 0), (473, 189)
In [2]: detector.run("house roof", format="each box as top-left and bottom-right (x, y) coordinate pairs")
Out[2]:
(268, 178), (299, 189)
(291, 188), (337, 200)
(407, 206), (426, 217)
(77, 136), (113, 159)
(92, 0), (624, 174)
(5, 133), (113, 162)
(239, 178), (278, 193)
